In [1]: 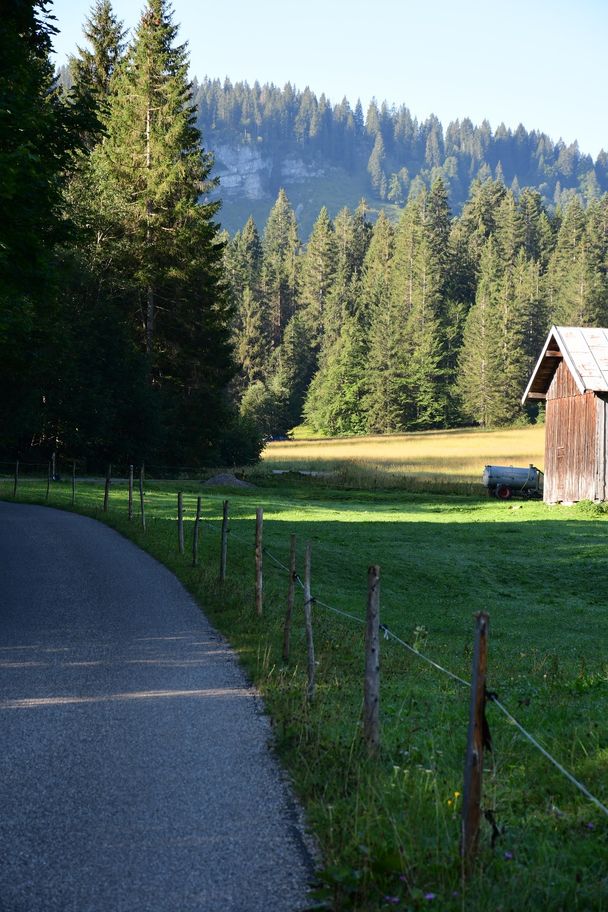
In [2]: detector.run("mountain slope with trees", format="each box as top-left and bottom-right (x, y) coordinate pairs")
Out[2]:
(192, 78), (608, 235)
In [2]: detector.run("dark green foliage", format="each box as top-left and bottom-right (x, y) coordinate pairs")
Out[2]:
(70, 0), (126, 110)
(0, 0), (93, 452)
(230, 178), (608, 435)
(1, 0), (240, 467)
(194, 78), (608, 231)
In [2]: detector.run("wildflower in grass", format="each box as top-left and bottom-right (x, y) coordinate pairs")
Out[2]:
(383, 896), (400, 905)
(424, 892), (437, 900)
(504, 851), (513, 860)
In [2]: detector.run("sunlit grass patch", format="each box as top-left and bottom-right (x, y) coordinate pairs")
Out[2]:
(263, 425), (545, 485)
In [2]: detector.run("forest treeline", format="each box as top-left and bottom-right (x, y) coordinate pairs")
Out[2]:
(5, 0), (608, 468)
(226, 181), (608, 436)
(194, 78), (608, 213)
(1, 0), (258, 467)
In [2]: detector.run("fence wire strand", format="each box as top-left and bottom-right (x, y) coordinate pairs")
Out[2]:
(488, 695), (608, 819)
(19, 480), (608, 822)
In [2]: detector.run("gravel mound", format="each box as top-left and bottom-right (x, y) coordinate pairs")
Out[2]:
(203, 472), (255, 488)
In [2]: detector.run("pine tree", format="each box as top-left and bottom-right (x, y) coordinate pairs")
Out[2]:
(90, 0), (234, 461)
(300, 206), (337, 343)
(359, 211), (394, 325)
(367, 133), (387, 198)
(304, 316), (368, 435)
(0, 0), (91, 451)
(70, 0), (126, 108)
(262, 188), (300, 344)
(456, 239), (504, 426)
(546, 198), (607, 326)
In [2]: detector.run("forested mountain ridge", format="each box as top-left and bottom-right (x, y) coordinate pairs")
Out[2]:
(192, 78), (608, 235)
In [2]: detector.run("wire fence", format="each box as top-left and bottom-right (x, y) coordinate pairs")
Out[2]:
(5, 470), (608, 840)
(211, 508), (608, 826)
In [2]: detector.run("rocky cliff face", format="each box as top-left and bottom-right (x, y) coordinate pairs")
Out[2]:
(213, 142), (328, 201)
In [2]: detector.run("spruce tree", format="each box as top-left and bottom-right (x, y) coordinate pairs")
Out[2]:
(546, 198), (607, 326)
(0, 0), (90, 451)
(456, 239), (503, 426)
(304, 316), (368, 436)
(71, 0), (126, 109)
(262, 188), (300, 344)
(91, 0), (234, 461)
(300, 206), (337, 344)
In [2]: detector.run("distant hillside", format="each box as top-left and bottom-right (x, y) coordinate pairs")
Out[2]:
(194, 77), (608, 236)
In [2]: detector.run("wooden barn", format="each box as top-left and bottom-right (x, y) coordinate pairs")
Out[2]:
(522, 326), (608, 504)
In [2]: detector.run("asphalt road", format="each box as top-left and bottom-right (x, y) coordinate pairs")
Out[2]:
(0, 502), (313, 912)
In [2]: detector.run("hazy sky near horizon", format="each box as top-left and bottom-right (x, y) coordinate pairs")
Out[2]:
(50, 0), (606, 158)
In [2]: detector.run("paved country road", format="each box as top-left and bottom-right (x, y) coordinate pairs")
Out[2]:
(0, 502), (313, 912)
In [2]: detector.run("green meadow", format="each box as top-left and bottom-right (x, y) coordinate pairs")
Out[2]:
(5, 468), (608, 911)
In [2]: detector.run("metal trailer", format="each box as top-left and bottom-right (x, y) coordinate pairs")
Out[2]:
(482, 464), (544, 500)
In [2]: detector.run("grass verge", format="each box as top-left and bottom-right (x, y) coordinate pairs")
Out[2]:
(4, 473), (608, 911)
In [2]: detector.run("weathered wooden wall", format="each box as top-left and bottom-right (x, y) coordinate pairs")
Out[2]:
(544, 360), (604, 503)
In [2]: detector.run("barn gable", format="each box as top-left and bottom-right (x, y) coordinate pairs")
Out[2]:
(522, 326), (608, 403)
(523, 326), (608, 503)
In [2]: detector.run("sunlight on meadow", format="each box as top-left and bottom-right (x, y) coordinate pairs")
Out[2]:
(262, 425), (545, 482)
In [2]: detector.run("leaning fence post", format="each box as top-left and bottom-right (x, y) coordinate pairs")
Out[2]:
(461, 611), (489, 870)
(364, 565), (381, 756)
(303, 541), (316, 702)
(255, 507), (263, 616)
(71, 461), (76, 506)
(103, 464), (111, 512)
(282, 533), (297, 663)
(13, 460), (19, 498)
(177, 492), (184, 554)
(128, 465), (134, 520)
(139, 465), (146, 531)
(45, 461), (51, 502)
(219, 499), (229, 582)
(193, 496), (201, 567)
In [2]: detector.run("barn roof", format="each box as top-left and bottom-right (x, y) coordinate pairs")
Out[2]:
(522, 326), (608, 403)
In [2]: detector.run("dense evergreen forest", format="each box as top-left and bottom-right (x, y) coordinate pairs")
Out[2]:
(5, 0), (608, 467)
(191, 79), (608, 234)
(1, 0), (257, 467)
(226, 182), (608, 436)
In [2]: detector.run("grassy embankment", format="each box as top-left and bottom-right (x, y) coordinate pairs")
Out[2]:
(4, 426), (608, 911)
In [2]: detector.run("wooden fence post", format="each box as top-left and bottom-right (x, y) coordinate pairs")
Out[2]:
(71, 461), (76, 506)
(303, 541), (316, 702)
(103, 464), (111, 512)
(364, 565), (381, 756)
(13, 460), (19, 498)
(128, 465), (133, 520)
(461, 611), (489, 870)
(139, 465), (146, 531)
(193, 496), (201, 567)
(282, 533), (297, 663)
(51, 451), (56, 481)
(177, 492), (184, 554)
(45, 461), (51, 502)
(255, 507), (263, 615)
(219, 499), (229, 582)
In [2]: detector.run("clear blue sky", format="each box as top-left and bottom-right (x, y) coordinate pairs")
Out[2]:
(50, 0), (606, 159)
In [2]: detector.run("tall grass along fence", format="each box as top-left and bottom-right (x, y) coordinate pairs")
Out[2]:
(5, 467), (608, 880)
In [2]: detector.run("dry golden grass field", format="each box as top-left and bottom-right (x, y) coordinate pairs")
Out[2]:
(262, 424), (545, 484)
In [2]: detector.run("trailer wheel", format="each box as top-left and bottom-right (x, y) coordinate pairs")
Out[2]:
(496, 484), (512, 500)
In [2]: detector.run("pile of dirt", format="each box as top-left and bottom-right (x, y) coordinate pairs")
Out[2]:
(203, 473), (255, 488)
